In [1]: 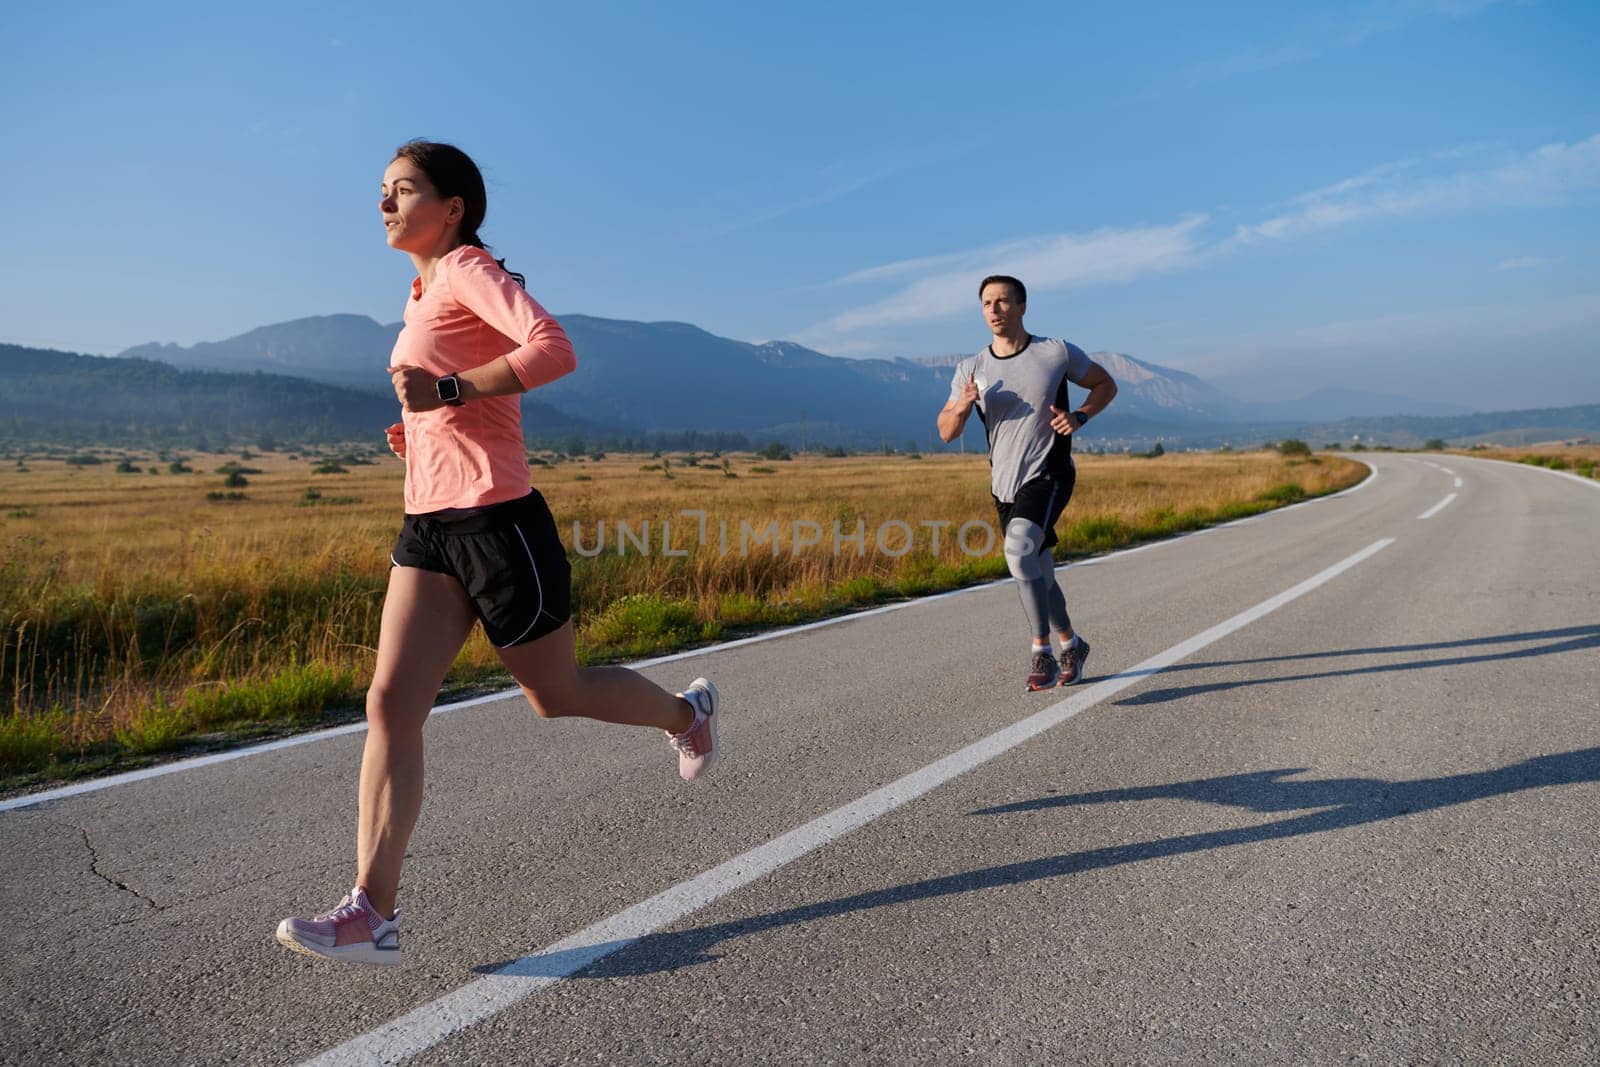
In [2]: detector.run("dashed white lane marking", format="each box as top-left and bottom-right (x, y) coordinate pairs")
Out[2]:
(1438, 465), (1455, 475)
(301, 538), (1395, 1067)
(1454, 477), (1463, 489)
(1419, 493), (1457, 520)
(1, 462), (1382, 814)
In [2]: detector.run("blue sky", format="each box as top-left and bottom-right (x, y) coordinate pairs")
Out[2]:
(3, 0), (1597, 408)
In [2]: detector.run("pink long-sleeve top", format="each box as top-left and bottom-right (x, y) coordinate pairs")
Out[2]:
(389, 245), (577, 513)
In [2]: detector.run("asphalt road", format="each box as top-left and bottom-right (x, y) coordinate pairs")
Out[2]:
(3, 454), (1596, 1065)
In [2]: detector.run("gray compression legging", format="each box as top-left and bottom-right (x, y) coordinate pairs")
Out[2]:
(1003, 517), (1072, 641)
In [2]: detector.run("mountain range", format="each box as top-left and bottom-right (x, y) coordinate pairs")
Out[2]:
(1, 314), (1592, 450)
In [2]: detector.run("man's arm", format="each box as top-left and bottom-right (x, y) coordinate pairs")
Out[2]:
(1046, 361), (1118, 436)
(938, 372), (980, 442)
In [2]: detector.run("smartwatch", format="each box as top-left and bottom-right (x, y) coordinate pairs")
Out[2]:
(1070, 410), (1089, 428)
(435, 375), (465, 406)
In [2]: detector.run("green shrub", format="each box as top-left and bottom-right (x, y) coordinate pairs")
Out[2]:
(716, 593), (770, 627)
(1066, 515), (1132, 552)
(586, 595), (703, 655)
(1257, 483), (1306, 505)
(180, 664), (356, 730)
(833, 576), (882, 605)
(0, 710), (68, 774)
(1278, 439), (1312, 457)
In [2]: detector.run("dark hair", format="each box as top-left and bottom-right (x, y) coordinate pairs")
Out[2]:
(392, 140), (525, 288)
(978, 274), (1026, 305)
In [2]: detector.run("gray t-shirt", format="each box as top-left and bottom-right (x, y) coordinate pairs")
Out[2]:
(950, 336), (1095, 502)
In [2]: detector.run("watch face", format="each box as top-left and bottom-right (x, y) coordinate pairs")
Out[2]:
(436, 376), (460, 402)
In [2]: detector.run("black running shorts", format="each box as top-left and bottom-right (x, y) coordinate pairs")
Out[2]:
(391, 491), (572, 647)
(993, 468), (1077, 552)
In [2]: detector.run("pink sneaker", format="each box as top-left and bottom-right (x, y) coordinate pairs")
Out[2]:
(275, 886), (401, 966)
(667, 678), (718, 780)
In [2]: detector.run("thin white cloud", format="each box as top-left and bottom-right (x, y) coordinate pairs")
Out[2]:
(1163, 0), (1509, 93)
(1227, 134), (1600, 247)
(800, 217), (1207, 342)
(1496, 255), (1551, 270)
(802, 134), (1600, 350)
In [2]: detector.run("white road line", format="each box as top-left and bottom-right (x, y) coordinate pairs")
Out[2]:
(1, 461), (1382, 815)
(1419, 493), (1457, 520)
(1438, 465), (1455, 476)
(1520, 464), (1600, 491)
(1449, 453), (1600, 492)
(1454, 477), (1463, 489)
(302, 537), (1395, 1067)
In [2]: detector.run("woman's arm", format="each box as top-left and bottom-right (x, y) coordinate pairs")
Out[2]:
(388, 357), (526, 411)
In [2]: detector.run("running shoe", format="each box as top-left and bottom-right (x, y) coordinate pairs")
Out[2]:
(275, 886), (401, 966)
(1026, 650), (1059, 691)
(1058, 636), (1092, 686)
(668, 677), (719, 780)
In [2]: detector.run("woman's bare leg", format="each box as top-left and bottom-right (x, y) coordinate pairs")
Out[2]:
(357, 566), (476, 918)
(496, 620), (694, 733)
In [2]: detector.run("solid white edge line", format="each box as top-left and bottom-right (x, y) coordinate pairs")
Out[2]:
(301, 536), (1395, 1067)
(1447, 452), (1600, 491)
(1, 459), (1382, 815)
(1514, 461), (1600, 491)
(1418, 493), (1457, 520)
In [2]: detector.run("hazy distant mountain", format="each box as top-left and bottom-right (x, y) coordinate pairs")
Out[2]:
(117, 314), (970, 449)
(121, 314), (400, 393)
(0, 343), (600, 448)
(92, 314), (1600, 450)
(901, 349), (1230, 422)
(1233, 386), (1474, 422)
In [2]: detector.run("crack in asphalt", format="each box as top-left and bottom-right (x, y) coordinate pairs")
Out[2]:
(75, 826), (160, 911)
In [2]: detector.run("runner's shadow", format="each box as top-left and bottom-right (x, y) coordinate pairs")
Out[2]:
(474, 747), (1598, 980)
(1115, 625), (1600, 706)
(1151, 624), (1600, 675)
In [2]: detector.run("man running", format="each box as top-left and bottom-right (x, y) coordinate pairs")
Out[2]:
(937, 275), (1118, 690)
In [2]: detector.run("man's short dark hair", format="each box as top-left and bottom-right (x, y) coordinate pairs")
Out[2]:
(979, 275), (1026, 305)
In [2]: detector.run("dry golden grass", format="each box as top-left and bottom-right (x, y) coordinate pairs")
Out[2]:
(0, 444), (1362, 778)
(1453, 442), (1600, 472)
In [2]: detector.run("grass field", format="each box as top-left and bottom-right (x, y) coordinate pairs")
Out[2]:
(1454, 443), (1599, 478)
(0, 443), (1364, 788)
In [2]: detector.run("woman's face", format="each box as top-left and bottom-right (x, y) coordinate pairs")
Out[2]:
(379, 158), (462, 253)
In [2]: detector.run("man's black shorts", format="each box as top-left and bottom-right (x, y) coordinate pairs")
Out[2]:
(993, 468), (1077, 552)
(391, 491), (572, 647)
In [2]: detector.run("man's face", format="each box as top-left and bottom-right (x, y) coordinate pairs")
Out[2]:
(981, 282), (1025, 337)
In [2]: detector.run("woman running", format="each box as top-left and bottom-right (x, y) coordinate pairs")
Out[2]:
(276, 141), (718, 966)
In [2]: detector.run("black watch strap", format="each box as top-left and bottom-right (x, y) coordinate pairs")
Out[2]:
(1071, 410), (1089, 428)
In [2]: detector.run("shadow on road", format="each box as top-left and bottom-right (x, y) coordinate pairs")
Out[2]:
(474, 746), (1599, 980)
(1113, 623), (1600, 706)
